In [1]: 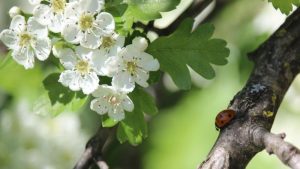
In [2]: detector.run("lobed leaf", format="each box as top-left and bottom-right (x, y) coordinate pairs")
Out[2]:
(40, 73), (87, 116)
(268, 0), (300, 14)
(147, 18), (230, 90)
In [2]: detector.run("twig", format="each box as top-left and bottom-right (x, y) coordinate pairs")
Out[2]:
(135, 0), (215, 36)
(261, 131), (300, 169)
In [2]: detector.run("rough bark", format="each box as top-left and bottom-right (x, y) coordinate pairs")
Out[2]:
(199, 7), (300, 169)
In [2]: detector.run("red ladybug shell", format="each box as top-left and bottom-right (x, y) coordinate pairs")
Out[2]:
(215, 109), (236, 130)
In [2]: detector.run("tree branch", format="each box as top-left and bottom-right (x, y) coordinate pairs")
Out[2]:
(136, 0), (222, 36)
(254, 129), (300, 169)
(74, 127), (113, 169)
(199, 7), (300, 169)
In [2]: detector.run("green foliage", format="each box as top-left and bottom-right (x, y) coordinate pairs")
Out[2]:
(0, 58), (43, 100)
(117, 87), (158, 145)
(147, 18), (230, 90)
(119, 0), (180, 35)
(37, 73), (87, 116)
(268, 0), (300, 14)
(124, 0), (180, 22)
(117, 109), (147, 145)
(130, 87), (158, 116)
(105, 0), (128, 17)
(102, 115), (118, 127)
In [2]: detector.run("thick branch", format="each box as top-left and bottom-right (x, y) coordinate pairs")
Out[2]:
(199, 7), (300, 169)
(74, 127), (113, 169)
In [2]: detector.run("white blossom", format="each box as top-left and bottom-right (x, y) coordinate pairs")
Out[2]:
(103, 37), (160, 92)
(100, 33), (125, 56)
(0, 15), (51, 69)
(62, 0), (114, 49)
(9, 6), (21, 18)
(28, 0), (42, 5)
(90, 84), (134, 121)
(33, 0), (68, 33)
(54, 45), (108, 94)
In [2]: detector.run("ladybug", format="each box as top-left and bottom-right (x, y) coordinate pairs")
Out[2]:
(215, 109), (236, 130)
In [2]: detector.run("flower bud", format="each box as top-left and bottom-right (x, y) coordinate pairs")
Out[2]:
(9, 6), (21, 18)
(132, 37), (148, 51)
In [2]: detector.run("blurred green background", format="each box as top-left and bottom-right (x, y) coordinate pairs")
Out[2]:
(0, 0), (300, 169)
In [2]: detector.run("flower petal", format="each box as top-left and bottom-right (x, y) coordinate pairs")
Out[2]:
(92, 85), (113, 98)
(33, 4), (52, 26)
(58, 48), (77, 70)
(90, 98), (109, 115)
(64, 2), (80, 20)
(95, 12), (115, 36)
(79, 72), (99, 94)
(102, 56), (124, 76)
(136, 52), (160, 71)
(120, 46), (139, 61)
(122, 96), (134, 112)
(10, 15), (26, 33)
(34, 38), (51, 61)
(80, 32), (101, 49)
(91, 48), (108, 75)
(28, 0), (41, 5)
(49, 13), (64, 33)
(0, 29), (18, 49)
(79, 0), (102, 13)
(134, 68), (149, 88)
(112, 71), (135, 92)
(27, 17), (48, 38)
(59, 70), (81, 91)
(12, 47), (35, 69)
(75, 46), (94, 60)
(62, 24), (81, 44)
(108, 106), (125, 121)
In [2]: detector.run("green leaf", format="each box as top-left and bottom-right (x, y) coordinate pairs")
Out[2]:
(105, 0), (128, 17)
(148, 70), (162, 85)
(147, 18), (230, 90)
(40, 73), (88, 116)
(102, 115), (119, 127)
(268, 0), (300, 14)
(124, 0), (180, 22)
(116, 87), (158, 145)
(117, 109), (147, 145)
(43, 73), (74, 105)
(130, 87), (158, 116)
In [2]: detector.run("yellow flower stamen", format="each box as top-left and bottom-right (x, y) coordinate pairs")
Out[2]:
(76, 60), (90, 74)
(51, 0), (66, 13)
(19, 33), (32, 47)
(126, 61), (137, 75)
(102, 37), (115, 48)
(79, 14), (94, 31)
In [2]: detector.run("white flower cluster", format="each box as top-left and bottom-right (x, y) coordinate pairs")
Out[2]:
(0, 0), (160, 121)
